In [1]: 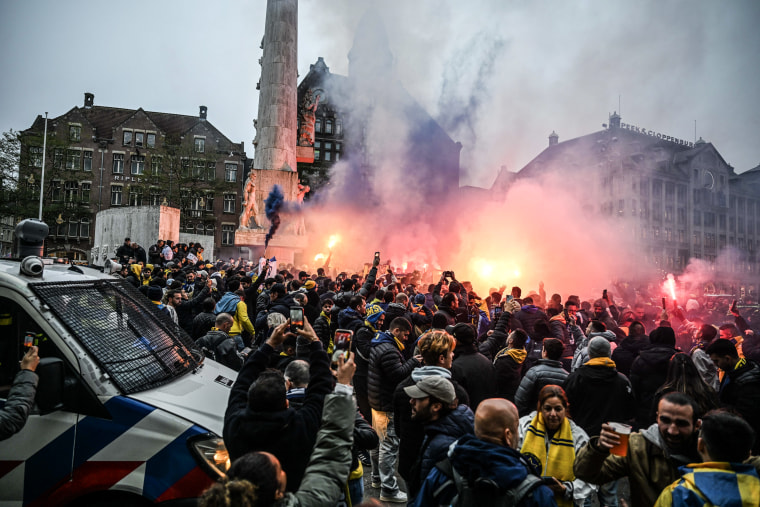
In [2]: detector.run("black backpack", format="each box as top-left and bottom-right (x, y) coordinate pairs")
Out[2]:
(435, 458), (543, 507)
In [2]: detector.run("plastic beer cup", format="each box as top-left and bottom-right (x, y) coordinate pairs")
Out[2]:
(608, 422), (632, 456)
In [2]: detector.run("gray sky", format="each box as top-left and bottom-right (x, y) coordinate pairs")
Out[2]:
(2, 0), (759, 188)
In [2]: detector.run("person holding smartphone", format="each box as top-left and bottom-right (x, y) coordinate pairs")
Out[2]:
(1, 346), (40, 441)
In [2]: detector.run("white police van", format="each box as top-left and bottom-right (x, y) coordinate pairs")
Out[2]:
(0, 221), (235, 506)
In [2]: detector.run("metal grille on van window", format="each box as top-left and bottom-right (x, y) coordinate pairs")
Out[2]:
(29, 279), (199, 394)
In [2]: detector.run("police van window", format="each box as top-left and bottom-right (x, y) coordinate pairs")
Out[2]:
(0, 296), (107, 418)
(0, 297), (46, 398)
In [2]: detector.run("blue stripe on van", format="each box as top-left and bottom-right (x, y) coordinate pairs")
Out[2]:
(72, 396), (155, 469)
(24, 425), (76, 504)
(141, 425), (206, 500)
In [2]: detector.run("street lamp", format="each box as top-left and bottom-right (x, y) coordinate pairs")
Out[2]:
(199, 196), (205, 209)
(161, 197), (168, 206)
(55, 214), (63, 225)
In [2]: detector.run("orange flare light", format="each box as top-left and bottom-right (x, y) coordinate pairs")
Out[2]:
(327, 235), (340, 250)
(314, 253), (326, 262)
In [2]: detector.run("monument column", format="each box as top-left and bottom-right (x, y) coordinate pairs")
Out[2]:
(254, 0), (300, 203)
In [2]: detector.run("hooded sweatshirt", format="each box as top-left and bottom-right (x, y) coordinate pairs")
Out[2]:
(654, 462), (760, 507)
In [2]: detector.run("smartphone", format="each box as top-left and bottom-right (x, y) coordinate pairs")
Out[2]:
(603, 289), (608, 300)
(541, 477), (556, 486)
(507, 294), (514, 302)
(334, 329), (353, 360)
(374, 251), (381, 260)
(661, 297), (667, 310)
(290, 306), (304, 333)
(493, 307), (503, 318)
(240, 347), (253, 357)
(23, 332), (34, 348)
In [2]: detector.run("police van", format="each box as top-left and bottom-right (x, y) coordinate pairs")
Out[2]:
(0, 221), (235, 506)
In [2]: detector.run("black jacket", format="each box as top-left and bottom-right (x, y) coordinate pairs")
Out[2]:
(563, 362), (635, 437)
(222, 341), (331, 491)
(115, 243), (134, 264)
(493, 348), (528, 402)
(196, 329), (242, 371)
(451, 345), (497, 411)
(719, 359), (760, 454)
(512, 305), (550, 337)
(393, 370), (470, 482)
(192, 311), (217, 341)
(630, 345), (677, 428)
(514, 359), (569, 416)
(174, 285), (211, 335)
(611, 334), (648, 377)
(368, 332), (420, 412)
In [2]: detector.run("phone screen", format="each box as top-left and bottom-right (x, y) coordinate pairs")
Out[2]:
(290, 307), (304, 332)
(334, 329), (353, 360)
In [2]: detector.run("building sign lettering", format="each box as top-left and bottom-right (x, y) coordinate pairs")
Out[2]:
(620, 122), (694, 148)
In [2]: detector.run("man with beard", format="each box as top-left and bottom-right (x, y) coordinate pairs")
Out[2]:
(403, 376), (474, 500)
(574, 392), (702, 507)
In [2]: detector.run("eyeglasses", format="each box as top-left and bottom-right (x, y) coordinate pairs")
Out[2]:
(658, 414), (691, 428)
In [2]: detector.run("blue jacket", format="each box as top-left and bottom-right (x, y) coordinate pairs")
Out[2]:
(412, 433), (557, 507)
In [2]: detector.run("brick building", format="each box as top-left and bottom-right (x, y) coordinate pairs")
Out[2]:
(19, 93), (248, 260)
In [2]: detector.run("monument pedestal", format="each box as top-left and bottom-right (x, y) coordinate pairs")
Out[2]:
(235, 229), (308, 265)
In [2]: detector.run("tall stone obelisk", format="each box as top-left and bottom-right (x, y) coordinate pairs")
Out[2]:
(237, 0), (305, 262)
(253, 0), (299, 196)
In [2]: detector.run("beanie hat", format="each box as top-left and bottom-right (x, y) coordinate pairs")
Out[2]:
(450, 322), (476, 346)
(588, 336), (611, 358)
(341, 279), (355, 291)
(365, 304), (385, 325)
(650, 326), (676, 347)
(147, 286), (163, 302)
(304, 280), (317, 290)
(414, 294), (426, 305)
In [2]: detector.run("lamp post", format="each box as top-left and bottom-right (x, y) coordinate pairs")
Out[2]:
(38, 112), (48, 220)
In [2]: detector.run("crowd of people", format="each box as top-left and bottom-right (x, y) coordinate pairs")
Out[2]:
(107, 238), (760, 506)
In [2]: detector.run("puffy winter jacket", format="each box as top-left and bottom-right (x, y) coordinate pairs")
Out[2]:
(367, 332), (420, 412)
(514, 359), (569, 416)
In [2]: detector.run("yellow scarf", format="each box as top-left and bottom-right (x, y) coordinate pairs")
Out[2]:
(584, 357), (616, 368)
(521, 412), (575, 507)
(495, 347), (527, 363)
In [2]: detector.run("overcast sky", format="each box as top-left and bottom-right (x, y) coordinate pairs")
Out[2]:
(2, 0), (759, 188)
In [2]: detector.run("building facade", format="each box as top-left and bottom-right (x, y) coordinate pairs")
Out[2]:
(511, 112), (760, 291)
(19, 93), (248, 261)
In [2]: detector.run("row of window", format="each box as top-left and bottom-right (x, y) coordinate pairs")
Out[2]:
(314, 118), (342, 136)
(122, 130), (157, 149)
(51, 218), (90, 239)
(314, 141), (341, 162)
(50, 181), (91, 204)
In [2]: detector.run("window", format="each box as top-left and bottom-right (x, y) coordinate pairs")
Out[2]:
(123, 131), (132, 146)
(693, 232), (701, 248)
(205, 193), (214, 212)
(135, 132), (144, 147)
(617, 199), (624, 217)
(194, 137), (205, 153)
(69, 125), (81, 141)
(51, 180), (62, 202)
(80, 182), (91, 203)
(147, 133), (156, 148)
(719, 214), (726, 229)
(677, 185), (687, 202)
(192, 160), (204, 179)
(111, 185), (123, 205)
(694, 210), (701, 226)
(324, 151), (331, 161)
(665, 182), (675, 199)
(131, 155), (145, 175)
(222, 224), (235, 245)
(64, 181), (78, 204)
(53, 148), (64, 169)
(196, 223), (204, 235)
(30, 146), (43, 167)
(225, 163), (237, 182)
(335, 152), (340, 161)
(325, 119), (333, 134)
(190, 194), (203, 217)
(665, 205), (673, 222)
(315, 118), (322, 133)
(80, 218), (90, 238)
(205, 223), (215, 236)
(150, 188), (161, 206)
(314, 141), (320, 161)
(55, 219), (65, 237)
(150, 156), (161, 175)
(335, 142), (341, 152)
(128, 188), (141, 206)
(224, 193), (236, 213)
(68, 219), (78, 238)
(677, 207), (686, 225)
(83, 150), (92, 171)
(207, 162), (216, 180)
(66, 150), (80, 170)
(113, 154), (124, 174)
(704, 212), (715, 227)
(335, 120), (342, 136)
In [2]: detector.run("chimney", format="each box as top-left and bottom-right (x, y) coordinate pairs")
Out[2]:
(548, 131), (559, 146)
(609, 111), (621, 129)
(199, 105), (207, 120)
(84, 92), (94, 108)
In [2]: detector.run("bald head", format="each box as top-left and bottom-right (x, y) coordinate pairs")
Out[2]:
(474, 398), (520, 448)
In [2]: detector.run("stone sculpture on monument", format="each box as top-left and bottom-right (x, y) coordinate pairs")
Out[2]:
(239, 171), (261, 229)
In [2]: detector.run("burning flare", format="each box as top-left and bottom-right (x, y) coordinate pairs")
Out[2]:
(664, 273), (677, 301)
(327, 235), (340, 250)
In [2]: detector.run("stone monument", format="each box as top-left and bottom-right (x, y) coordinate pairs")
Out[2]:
(236, 0), (307, 263)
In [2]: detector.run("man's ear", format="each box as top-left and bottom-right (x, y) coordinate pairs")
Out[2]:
(695, 418), (702, 431)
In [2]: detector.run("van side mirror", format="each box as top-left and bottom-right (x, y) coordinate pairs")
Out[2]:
(35, 357), (65, 414)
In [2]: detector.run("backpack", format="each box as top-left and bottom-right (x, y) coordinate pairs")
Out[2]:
(435, 458), (543, 507)
(201, 336), (242, 371)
